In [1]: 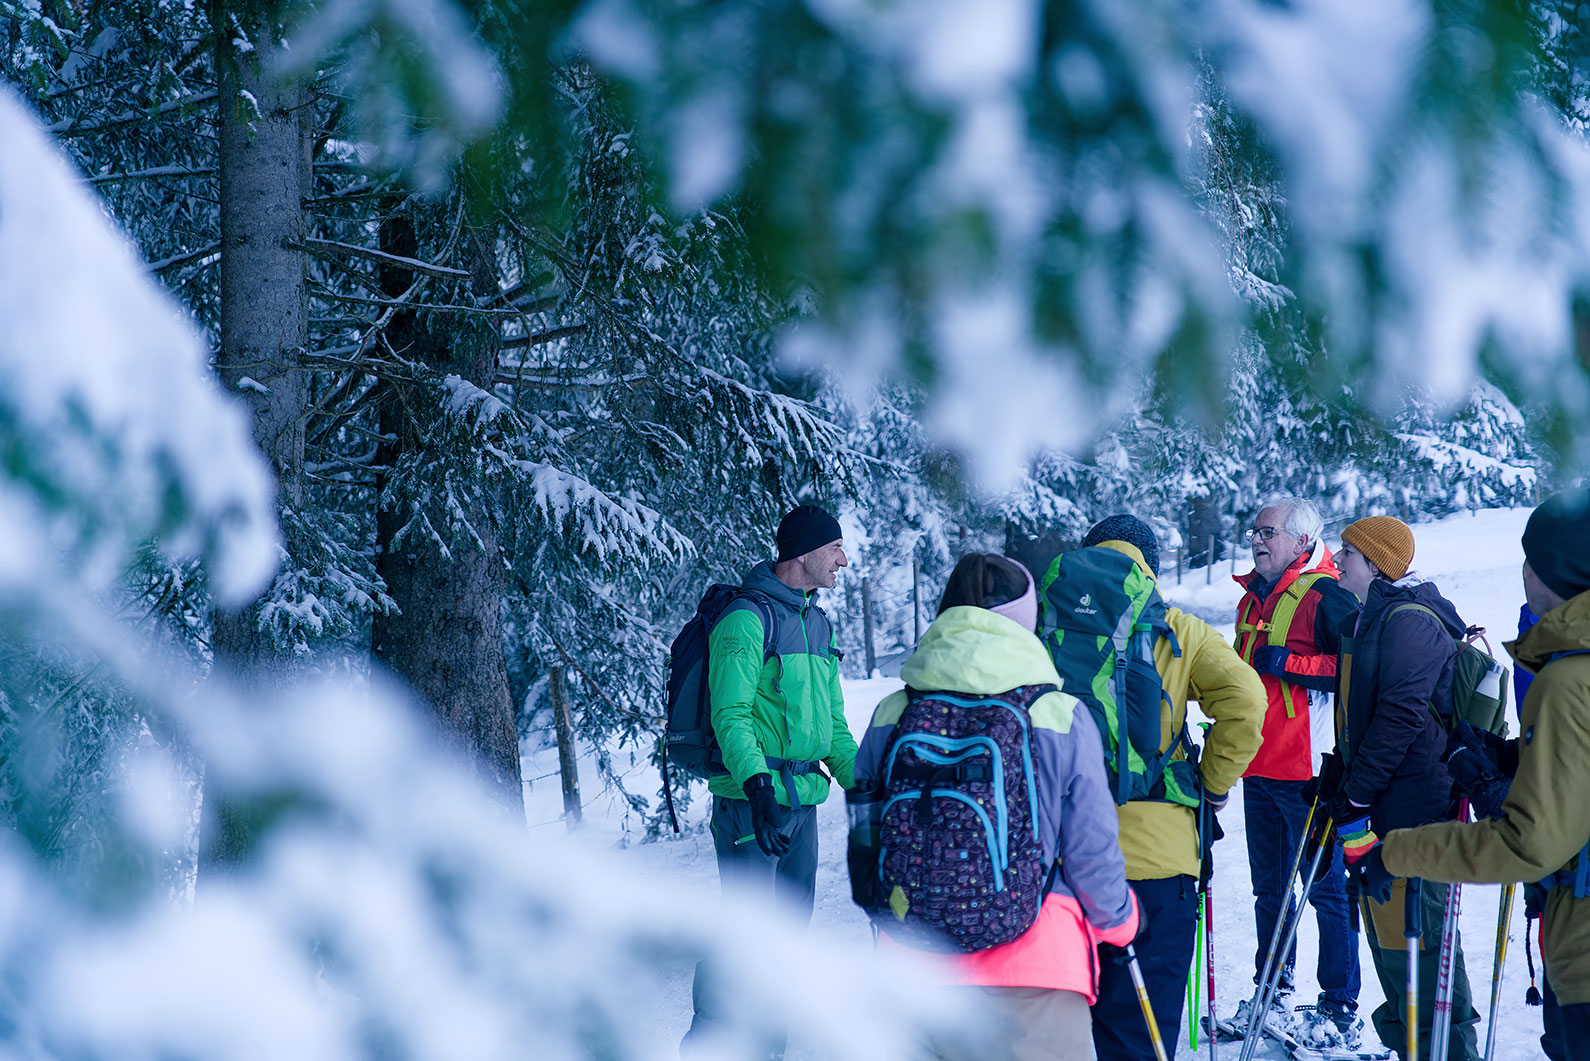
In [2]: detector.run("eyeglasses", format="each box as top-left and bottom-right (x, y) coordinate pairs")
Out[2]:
(1246, 526), (1280, 543)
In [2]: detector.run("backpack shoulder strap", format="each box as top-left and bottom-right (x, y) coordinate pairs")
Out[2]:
(1265, 571), (1331, 718)
(1387, 601), (1442, 626)
(1269, 572), (1330, 647)
(720, 588), (778, 662)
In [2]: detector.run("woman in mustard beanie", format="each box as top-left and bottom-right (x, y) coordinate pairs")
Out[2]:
(1321, 515), (1482, 1059)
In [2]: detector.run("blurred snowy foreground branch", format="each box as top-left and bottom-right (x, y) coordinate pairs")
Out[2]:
(0, 86), (950, 1059)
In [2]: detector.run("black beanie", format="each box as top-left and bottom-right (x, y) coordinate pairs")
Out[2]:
(1082, 514), (1160, 576)
(1523, 488), (1590, 601)
(776, 504), (842, 562)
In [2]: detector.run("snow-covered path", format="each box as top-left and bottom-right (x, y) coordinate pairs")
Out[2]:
(526, 507), (1549, 1059)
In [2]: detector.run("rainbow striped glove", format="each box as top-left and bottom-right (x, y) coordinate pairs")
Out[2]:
(1337, 814), (1380, 865)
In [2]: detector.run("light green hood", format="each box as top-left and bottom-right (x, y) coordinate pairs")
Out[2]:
(900, 606), (1067, 694)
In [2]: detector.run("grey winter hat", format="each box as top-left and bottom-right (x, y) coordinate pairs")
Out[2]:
(776, 504), (842, 562)
(1522, 488), (1590, 601)
(1082, 514), (1160, 576)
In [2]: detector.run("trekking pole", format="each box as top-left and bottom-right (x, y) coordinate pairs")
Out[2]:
(1240, 816), (1334, 1061)
(1484, 883), (1517, 1061)
(1405, 878), (1424, 1061)
(1126, 944), (1171, 1061)
(1205, 880), (1219, 1061)
(1237, 798), (1320, 1061)
(1430, 800), (1470, 1061)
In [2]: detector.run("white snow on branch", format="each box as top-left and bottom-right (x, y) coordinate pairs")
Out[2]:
(0, 87), (277, 604)
(512, 458), (694, 565)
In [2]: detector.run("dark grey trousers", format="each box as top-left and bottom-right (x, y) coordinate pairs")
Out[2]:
(1362, 879), (1481, 1061)
(683, 795), (819, 1058)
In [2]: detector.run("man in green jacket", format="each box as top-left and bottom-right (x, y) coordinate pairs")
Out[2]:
(684, 504), (859, 1057)
(1355, 489), (1590, 1059)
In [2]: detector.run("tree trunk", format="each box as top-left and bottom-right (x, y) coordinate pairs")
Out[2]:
(549, 666), (581, 828)
(204, 0), (309, 868)
(372, 208), (524, 814)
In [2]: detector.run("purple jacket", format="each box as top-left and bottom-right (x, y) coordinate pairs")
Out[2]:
(855, 606), (1137, 995)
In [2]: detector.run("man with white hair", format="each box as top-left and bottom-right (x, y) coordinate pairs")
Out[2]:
(1222, 497), (1364, 1050)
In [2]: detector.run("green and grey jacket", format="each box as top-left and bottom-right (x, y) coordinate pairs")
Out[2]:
(707, 561), (857, 806)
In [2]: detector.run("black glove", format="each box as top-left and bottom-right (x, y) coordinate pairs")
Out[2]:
(1303, 754), (1344, 809)
(1324, 792), (1366, 831)
(1444, 721), (1517, 820)
(1251, 644), (1292, 678)
(1099, 893), (1151, 965)
(1524, 881), (1548, 920)
(744, 773), (790, 857)
(1199, 801), (1226, 889)
(1350, 845), (1396, 905)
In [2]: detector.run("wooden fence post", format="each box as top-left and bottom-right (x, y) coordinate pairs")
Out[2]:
(861, 576), (877, 677)
(912, 558), (922, 645)
(550, 665), (581, 828)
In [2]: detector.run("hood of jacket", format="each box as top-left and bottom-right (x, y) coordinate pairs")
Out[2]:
(1359, 573), (1466, 639)
(741, 559), (813, 612)
(901, 605), (1066, 695)
(1510, 590), (1590, 672)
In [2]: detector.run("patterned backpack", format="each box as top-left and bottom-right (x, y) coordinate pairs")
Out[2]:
(854, 684), (1057, 953)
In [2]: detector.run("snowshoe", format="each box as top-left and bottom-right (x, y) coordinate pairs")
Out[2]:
(1287, 1002), (1390, 1060)
(1203, 996), (1296, 1048)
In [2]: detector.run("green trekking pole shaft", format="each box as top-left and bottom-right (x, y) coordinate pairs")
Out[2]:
(1406, 878), (1424, 1061)
(1127, 944), (1171, 1061)
(1484, 883), (1517, 1061)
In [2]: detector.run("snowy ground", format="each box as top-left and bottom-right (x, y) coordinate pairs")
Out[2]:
(524, 507), (1545, 1059)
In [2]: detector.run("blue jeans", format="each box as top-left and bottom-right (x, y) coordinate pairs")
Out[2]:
(1092, 874), (1199, 1061)
(1244, 776), (1360, 1008)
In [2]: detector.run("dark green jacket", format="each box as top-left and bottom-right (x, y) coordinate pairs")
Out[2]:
(1383, 590), (1590, 1003)
(706, 561), (857, 806)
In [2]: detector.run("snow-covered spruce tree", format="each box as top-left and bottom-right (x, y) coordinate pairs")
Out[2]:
(485, 70), (851, 827)
(822, 382), (967, 676)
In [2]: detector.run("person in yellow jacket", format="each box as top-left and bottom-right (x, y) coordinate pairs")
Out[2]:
(1074, 516), (1268, 1061)
(1354, 490), (1590, 1060)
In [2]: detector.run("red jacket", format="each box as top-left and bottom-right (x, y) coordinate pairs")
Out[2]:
(1233, 543), (1354, 781)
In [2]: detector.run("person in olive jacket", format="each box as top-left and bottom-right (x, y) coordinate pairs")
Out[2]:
(1324, 516), (1480, 1060)
(682, 504), (859, 1058)
(1357, 491), (1590, 1060)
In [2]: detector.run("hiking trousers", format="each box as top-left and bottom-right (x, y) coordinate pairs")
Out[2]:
(1542, 972), (1590, 1060)
(1360, 879), (1480, 1060)
(919, 986), (1092, 1061)
(1091, 873), (1199, 1061)
(683, 794), (819, 1058)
